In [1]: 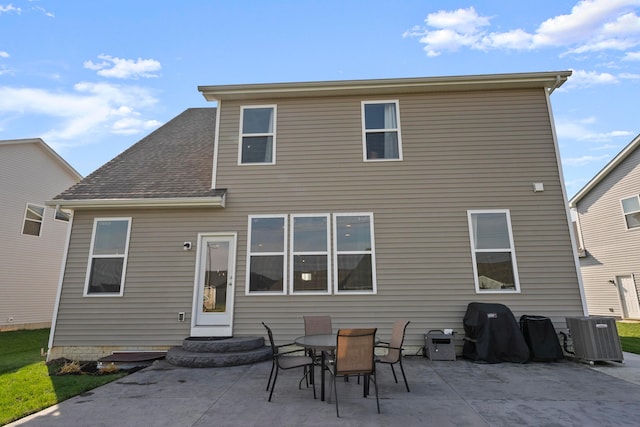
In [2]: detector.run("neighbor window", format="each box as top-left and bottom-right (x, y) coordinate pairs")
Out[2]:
(333, 213), (376, 293)
(290, 214), (331, 294)
(22, 203), (45, 236)
(467, 210), (520, 293)
(247, 215), (287, 294)
(54, 209), (71, 222)
(362, 101), (402, 161)
(621, 196), (640, 229)
(84, 218), (132, 296)
(240, 105), (276, 164)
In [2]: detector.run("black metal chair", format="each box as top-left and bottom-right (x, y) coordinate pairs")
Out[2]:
(375, 319), (411, 392)
(262, 322), (316, 402)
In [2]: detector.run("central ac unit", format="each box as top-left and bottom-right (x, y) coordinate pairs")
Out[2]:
(565, 317), (624, 364)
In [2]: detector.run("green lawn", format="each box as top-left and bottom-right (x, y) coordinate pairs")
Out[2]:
(617, 321), (640, 354)
(0, 329), (125, 426)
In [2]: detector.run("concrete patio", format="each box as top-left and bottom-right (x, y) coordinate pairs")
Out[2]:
(10, 353), (640, 427)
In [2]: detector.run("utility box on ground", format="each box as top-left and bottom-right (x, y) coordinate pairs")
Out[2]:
(425, 331), (456, 361)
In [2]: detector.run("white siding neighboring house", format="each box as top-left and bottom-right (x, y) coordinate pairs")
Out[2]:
(0, 139), (82, 331)
(570, 134), (640, 320)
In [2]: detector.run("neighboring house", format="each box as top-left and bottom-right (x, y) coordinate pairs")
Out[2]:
(0, 139), (82, 331)
(569, 134), (640, 320)
(46, 71), (586, 360)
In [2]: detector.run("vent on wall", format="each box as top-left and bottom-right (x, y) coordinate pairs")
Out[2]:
(566, 317), (624, 364)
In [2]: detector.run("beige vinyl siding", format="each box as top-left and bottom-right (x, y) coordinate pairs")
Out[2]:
(576, 147), (640, 317)
(0, 142), (79, 330)
(52, 87), (583, 351)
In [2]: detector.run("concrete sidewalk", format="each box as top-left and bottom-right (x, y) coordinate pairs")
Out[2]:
(9, 353), (640, 427)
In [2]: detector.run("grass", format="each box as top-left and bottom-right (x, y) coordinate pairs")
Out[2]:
(617, 321), (640, 355)
(0, 329), (126, 426)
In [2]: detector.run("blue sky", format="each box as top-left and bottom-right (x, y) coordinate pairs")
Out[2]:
(0, 0), (638, 198)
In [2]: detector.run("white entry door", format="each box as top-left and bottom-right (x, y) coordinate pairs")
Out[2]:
(191, 233), (237, 336)
(617, 275), (640, 320)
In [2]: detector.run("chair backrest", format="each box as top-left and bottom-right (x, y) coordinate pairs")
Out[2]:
(335, 328), (377, 375)
(304, 315), (332, 335)
(387, 320), (410, 362)
(261, 322), (277, 354)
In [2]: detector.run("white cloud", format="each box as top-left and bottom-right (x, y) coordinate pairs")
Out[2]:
(556, 116), (634, 141)
(624, 50), (640, 59)
(0, 51), (8, 58)
(111, 118), (162, 135)
(563, 69), (619, 88)
(84, 54), (161, 79)
(405, 1), (640, 57)
(563, 154), (611, 166)
(0, 82), (161, 144)
(0, 4), (21, 14)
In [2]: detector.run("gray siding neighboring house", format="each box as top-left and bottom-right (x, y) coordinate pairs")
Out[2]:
(47, 72), (586, 360)
(0, 139), (82, 331)
(569, 134), (640, 320)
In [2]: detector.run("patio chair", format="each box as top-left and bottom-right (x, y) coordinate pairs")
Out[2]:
(262, 322), (316, 402)
(327, 328), (379, 417)
(375, 319), (411, 392)
(303, 315), (333, 359)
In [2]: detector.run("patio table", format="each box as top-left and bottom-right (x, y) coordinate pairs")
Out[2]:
(294, 334), (336, 401)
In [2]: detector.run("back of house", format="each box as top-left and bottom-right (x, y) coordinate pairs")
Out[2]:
(47, 71), (585, 360)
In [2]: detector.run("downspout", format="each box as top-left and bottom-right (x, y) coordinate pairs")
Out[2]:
(548, 75), (562, 95)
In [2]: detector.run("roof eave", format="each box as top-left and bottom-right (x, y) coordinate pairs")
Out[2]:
(45, 195), (226, 209)
(198, 71), (572, 102)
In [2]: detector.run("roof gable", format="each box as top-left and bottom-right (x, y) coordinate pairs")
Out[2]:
(0, 138), (82, 181)
(569, 133), (640, 207)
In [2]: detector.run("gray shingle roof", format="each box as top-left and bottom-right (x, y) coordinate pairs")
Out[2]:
(54, 108), (224, 201)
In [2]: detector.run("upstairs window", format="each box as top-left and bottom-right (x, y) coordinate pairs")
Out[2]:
(22, 203), (45, 236)
(85, 218), (131, 296)
(621, 196), (640, 229)
(362, 101), (402, 161)
(240, 106), (276, 164)
(467, 210), (520, 293)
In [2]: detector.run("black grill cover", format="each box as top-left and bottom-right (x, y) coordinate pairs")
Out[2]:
(519, 315), (563, 362)
(462, 302), (530, 363)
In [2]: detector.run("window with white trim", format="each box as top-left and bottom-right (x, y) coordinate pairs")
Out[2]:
(333, 213), (376, 293)
(290, 214), (330, 294)
(362, 101), (402, 161)
(247, 215), (287, 294)
(621, 195), (640, 229)
(22, 203), (45, 236)
(240, 105), (276, 164)
(84, 218), (131, 296)
(467, 210), (520, 293)
(54, 208), (71, 222)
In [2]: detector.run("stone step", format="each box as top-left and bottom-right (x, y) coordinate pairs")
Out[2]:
(181, 336), (265, 353)
(166, 346), (272, 368)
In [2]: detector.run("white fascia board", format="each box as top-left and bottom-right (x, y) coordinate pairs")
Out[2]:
(45, 195), (226, 209)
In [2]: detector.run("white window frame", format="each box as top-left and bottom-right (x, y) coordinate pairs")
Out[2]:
(239, 105), (277, 165)
(289, 213), (331, 295)
(621, 195), (640, 230)
(467, 209), (520, 294)
(21, 203), (45, 236)
(332, 212), (377, 295)
(83, 217), (132, 297)
(245, 214), (287, 295)
(361, 100), (403, 162)
(54, 208), (72, 222)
